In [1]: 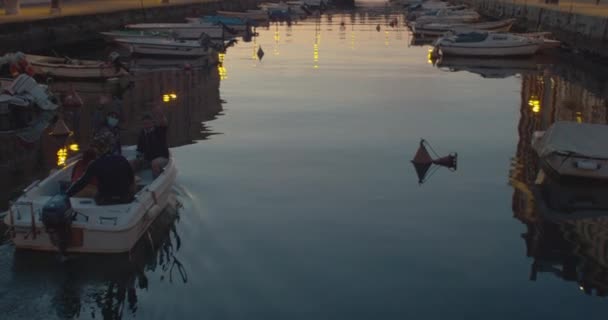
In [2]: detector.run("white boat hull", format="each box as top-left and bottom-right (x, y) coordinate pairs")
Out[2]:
(26, 54), (128, 80)
(413, 19), (515, 37)
(128, 44), (211, 57)
(115, 38), (214, 57)
(126, 24), (225, 39)
(4, 147), (178, 254)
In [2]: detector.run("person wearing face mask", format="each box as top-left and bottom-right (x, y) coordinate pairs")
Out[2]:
(97, 110), (122, 155)
(130, 106), (169, 177)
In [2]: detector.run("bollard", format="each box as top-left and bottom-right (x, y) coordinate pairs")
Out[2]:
(5, 0), (20, 15)
(50, 0), (62, 14)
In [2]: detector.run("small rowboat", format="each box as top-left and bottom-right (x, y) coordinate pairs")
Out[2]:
(26, 54), (128, 80)
(3, 146), (177, 254)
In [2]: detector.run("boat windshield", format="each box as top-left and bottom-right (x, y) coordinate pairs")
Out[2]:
(453, 32), (488, 43)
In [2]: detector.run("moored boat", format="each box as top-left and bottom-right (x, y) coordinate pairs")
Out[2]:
(413, 9), (480, 24)
(25, 53), (129, 80)
(125, 23), (228, 40)
(114, 37), (216, 57)
(412, 19), (515, 37)
(532, 122), (608, 182)
(3, 146), (177, 254)
(101, 30), (174, 41)
(435, 31), (543, 57)
(185, 16), (251, 31)
(217, 10), (269, 21)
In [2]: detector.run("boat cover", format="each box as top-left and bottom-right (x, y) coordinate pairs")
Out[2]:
(533, 121), (608, 159)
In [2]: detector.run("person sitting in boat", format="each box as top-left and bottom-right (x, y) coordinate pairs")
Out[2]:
(96, 109), (122, 155)
(130, 107), (169, 177)
(70, 149), (98, 197)
(66, 131), (135, 205)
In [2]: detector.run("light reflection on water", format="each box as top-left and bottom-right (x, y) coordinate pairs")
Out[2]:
(1, 8), (608, 319)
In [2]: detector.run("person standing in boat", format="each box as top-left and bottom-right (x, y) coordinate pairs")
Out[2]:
(94, 95), (124, 155)
(130, 106), (169, 177)
(66, 131), (135, 205)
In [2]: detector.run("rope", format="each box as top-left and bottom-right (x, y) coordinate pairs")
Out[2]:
(420, 165), (441, 185)
(422, 140), (441, 158)
(169, 255), (188, 284)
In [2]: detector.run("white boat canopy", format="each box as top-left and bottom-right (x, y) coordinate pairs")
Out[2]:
(533, 121), (608, 159)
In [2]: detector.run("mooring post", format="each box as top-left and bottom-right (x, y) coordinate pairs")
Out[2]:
(5, 0), (20, 15)
(50, 0), (62, 14)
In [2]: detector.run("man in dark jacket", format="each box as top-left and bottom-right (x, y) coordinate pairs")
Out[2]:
(131, 106), (169, 177)
(67, 131), (135, 205)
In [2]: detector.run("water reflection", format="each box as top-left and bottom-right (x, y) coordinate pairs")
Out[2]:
(0, 66), (222, 211)
(433, 56), (548, 79)
(510, 63), (608, 297)
(8, 203), (184, 319)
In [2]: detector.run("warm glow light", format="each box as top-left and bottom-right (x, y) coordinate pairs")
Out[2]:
(57, 147), (68, 167)
(218, 53), (227, 80)
(274, 28), (280, 56)
(170, 93), (177, 99)
(385, 30), (389, 46)
(313, 31), (320, 69)
(528, 97), (541, 113)
(576, 111), (583, 123)
(69, 144), (79, 152)
(163, 94), (170, 103)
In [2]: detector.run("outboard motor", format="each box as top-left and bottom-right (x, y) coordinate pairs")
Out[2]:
(41, 194), (73, 254)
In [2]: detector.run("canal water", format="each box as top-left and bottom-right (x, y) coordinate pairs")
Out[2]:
(2, 5), (608, 319)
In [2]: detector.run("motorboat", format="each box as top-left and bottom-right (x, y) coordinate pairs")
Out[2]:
(101, 30), (175, 41)
(25, 53), (129, 80)
(532, 122), (608, 182)
(258, 2), (289, 11)
(125, 23), (229, 40)
(3, 146), (177, 254)
(412, 19), (515, 37)
(413, 9), (480, 24)
(185, 16), (252, 31)
(435, 31), (544, 57)
(114, 37), (217, 57)
(517, 32), (562, 50)
(216, 10), (269, 21)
